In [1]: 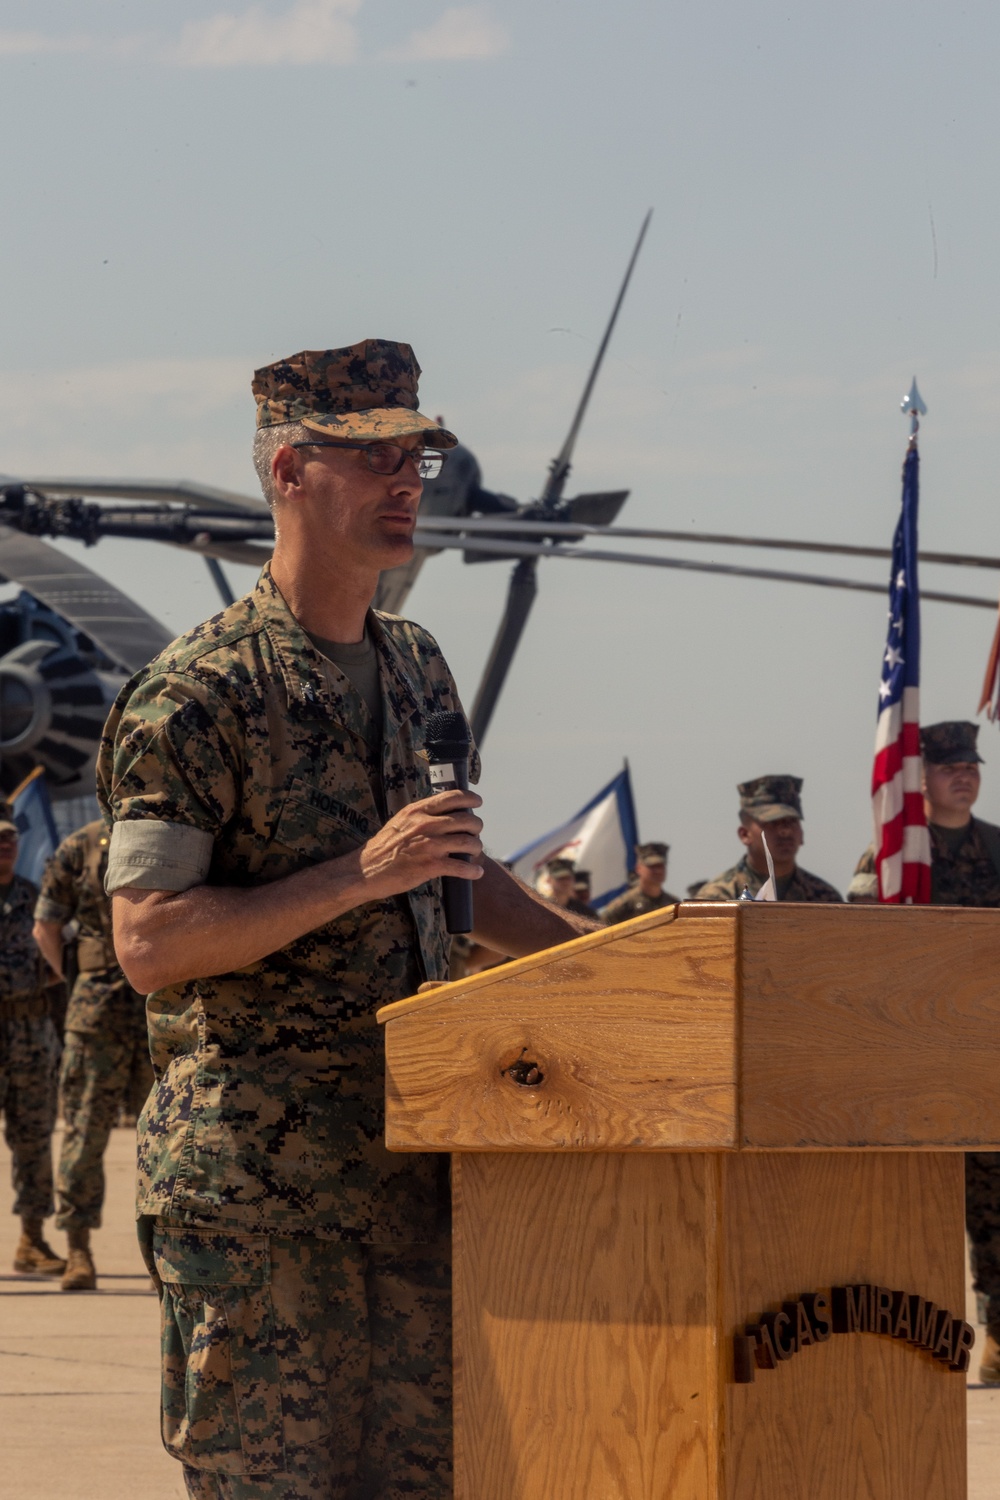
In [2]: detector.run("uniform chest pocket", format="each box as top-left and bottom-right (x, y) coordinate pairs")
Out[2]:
(270, 777), (376, 866)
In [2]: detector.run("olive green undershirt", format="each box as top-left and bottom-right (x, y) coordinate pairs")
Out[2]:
(308, 629), (384, 749)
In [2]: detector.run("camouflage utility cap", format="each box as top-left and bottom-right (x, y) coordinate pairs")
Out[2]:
(738, 774), (804, 823)
(636, 842), (668, 863)
(252, 339), (457, 449)
(546, 857), (575, 878)
(920, 720), (985, 766)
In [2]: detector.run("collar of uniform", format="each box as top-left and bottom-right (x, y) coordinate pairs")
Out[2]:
(368, 611), (425, 742)
(252, 565), (335, 716)
(251, 564), (423, 740)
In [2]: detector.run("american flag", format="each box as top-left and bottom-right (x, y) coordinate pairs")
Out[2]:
(871, 441), (931, 903)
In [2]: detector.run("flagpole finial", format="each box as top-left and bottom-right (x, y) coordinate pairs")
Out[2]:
(901, 378), (927, 441)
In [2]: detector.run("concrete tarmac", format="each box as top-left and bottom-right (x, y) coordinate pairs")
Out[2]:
(0, 1129), (184, 1500)
(0, 1129), (998, 1497)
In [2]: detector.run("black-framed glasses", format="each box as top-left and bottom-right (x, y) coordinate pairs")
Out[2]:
(290, 440), (447, 481)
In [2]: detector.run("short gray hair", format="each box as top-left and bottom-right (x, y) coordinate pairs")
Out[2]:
(252, 420), (315, 510)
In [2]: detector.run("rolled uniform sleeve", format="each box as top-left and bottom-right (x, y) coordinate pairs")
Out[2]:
(98, 672), (242, 894)
(107, 821), (215, 894)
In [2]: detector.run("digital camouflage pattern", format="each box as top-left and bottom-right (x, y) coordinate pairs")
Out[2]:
(849, 818), (1000, 906)
(36, 820), (153, 1230)
(0, 873), (57, 1218)
(737, 774), (804, 823)
(0, 1012), (59, 1218)
(35, 820), (146, 1034)
(97, 563), (471, 1242)
(920, 719), (984, 765)
(154, 1224), (452, 1498)
(966, 1154), (1000, 1342)
(57, 1030), (152, 1230)
(927, 818), (1000, 906)
(694, 856), (841, 903)
(601, 886), (681, 924)
(0, 874), (43, 997)
(252, 340), (457, 449)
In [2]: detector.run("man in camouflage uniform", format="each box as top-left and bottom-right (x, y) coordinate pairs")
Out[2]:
(572, 868), (595, 914)
(848, 720), (1000, 1382)
(33, 819), (153, 1291)
(98, 340), (594, 1499)
(544, 857), (596, 918)
(601, 842), (680, 923)
(694, 776), (841, 902)
(0, 812), (65, 1276)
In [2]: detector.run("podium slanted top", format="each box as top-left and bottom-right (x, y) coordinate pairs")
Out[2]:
(378, 902), (1000, 1154)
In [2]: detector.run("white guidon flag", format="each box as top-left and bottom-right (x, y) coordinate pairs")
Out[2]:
(506, 765), (638, 909)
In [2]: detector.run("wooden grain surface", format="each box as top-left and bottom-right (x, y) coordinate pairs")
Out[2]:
(740, 903), (1000, 1148)
(383, 915), (738, 1151)
(377, 902), (684, 1024)
(453, 1151), (718, 1500)
(720, 1151), (966, 1500)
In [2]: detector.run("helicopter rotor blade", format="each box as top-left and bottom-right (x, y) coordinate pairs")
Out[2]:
(0, 529), (172, 672)
(168, 539), (274, 569)
(542, 210), (652, 508)
(416, 513), (1000, 571)
(470, 213), (652, 742)
(413, 528), (997, 610)
(26, 477), (269, 516)
(468, 561), (538, 744)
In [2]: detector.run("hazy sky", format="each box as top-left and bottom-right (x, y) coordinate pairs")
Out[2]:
(3, 0), (1000, 893)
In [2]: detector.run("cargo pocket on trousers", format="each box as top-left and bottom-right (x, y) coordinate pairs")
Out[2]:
(154, 1228), (285, 1476)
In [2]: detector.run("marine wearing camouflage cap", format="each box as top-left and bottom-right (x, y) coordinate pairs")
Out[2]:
(737, 774), (804, 823)
(98, 328), (595, 1493)
(601, 840), (680, 924)
(694, 773), (840, 902)
(253, 339), (457, 449)
(546, 856), (576, 878)
(920, 720), (985, 765)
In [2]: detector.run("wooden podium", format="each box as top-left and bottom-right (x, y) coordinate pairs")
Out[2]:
(377, 902), (1000, 1499)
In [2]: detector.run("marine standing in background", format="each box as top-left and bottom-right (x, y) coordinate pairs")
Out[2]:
(572, 868), (596, 915)
(0, 812), (65, 1277)
(848, 720), (1000, 1384)
(33, 819), (153, 1292)
(694, 776), (841, 902)
(601, 842), (680, 922)
(544, 857), (598, 917)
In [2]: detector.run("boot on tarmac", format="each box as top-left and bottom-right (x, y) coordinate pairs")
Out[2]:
(979, 1333), (1000, 1386)
(13, 1218), (67, 1276)
(61, 1228), (97, 1291)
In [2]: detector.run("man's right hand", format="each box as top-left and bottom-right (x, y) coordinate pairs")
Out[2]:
(354, 789), (484, 901)
(111, 789), (485, 993)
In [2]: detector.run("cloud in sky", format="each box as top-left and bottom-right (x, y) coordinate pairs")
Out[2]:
(173, 0), (360, 68)
(392, 5), (509, 62)
(0, 1), (507, 67)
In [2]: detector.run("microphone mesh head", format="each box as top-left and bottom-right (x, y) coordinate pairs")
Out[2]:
(424, 711), (471, 748)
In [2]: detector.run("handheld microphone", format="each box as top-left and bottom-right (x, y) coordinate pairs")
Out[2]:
(424, 710), (474, 935)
